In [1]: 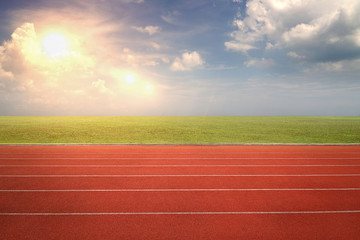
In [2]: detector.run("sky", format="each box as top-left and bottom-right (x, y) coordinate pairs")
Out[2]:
(0, 0), (359, 116)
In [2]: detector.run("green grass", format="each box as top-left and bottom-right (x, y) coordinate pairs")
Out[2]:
(0, 116), (359, 143)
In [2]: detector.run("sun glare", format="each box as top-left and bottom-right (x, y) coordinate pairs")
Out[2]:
(125, 74), (135, 84)
(42, 33), (69, 57)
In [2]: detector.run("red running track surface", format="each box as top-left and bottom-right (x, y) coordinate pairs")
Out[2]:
(0, 145), (360, 239)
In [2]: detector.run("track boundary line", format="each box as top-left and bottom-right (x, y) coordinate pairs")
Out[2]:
(2, 164), (360, 167)
(1, 143), (360, 146)
(2, 188), (360, 192)
(2, 157), (360, 160)
(1, 152), (360, 155)
(1, 210), (360, 215)
(2, 174), (360, 177)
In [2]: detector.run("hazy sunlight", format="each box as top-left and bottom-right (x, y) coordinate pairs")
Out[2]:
(42, 33), (69, 57)
(125, 74), (135, 84)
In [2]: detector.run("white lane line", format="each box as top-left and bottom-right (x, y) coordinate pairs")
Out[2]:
(1, 210), (360, 215)
(1, 174), (360, 177)
(0, 164), (360, 168)
(0, 152), (359, 155)
(1, 164), (360, 167)
(1, 157), (359, 160)
(1, 188), (360, 192)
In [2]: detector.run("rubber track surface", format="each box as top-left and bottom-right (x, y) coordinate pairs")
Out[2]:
(0, 145), (360, 239)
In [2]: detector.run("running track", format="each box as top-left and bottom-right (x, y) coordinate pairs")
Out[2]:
(0, 145), (360, 239)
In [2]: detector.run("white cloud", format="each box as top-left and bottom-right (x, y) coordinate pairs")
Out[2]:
(287, 51), (305, 59)
(304, 59), (360, 73)
(132, 25), (161, 35)
(226, 0), (360, 64)
(0, 23), (41, 93)
(225, 41), (256, 53)
(306, 62), (344, 72)
(171, 51), (204, 71)
(350, 29), (360, 47)
(0, 23), (36, 75)
(245, 58), (274, 68)
(0, 62), (14, 86)
(282, 23), (319, 43)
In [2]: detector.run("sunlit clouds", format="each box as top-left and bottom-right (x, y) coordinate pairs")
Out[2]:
(0, 17), (160, 115)
(0, 0), (360, 115)
(42, 33), (69, 57)
(171, 51), (204, 71)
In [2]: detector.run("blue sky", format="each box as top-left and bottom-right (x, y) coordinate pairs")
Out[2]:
(0, 0), (359, 115)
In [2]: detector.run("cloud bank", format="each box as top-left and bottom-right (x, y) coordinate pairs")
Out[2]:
(226, 0), (360, 66)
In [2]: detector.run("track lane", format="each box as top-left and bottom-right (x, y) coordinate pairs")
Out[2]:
(1, 145), (360, 240)
(1, 165), (360, 175)
(1, 152), (360, 158)
(1, 214), (360, 240)
(1, 191), (360, 213)
(2, 176), (360, 190)
(2, 158), (360, 166)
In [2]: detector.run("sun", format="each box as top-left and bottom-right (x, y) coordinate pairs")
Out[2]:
(125, 74), (135, 84)
(42, 33), (69, 57)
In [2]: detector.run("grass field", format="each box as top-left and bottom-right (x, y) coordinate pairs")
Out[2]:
(0, 116), (359, 144)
